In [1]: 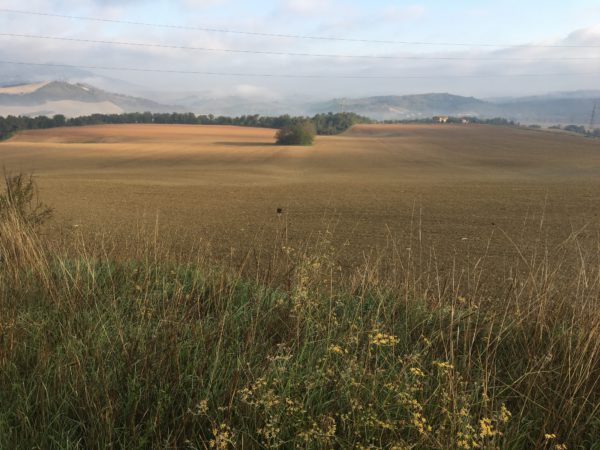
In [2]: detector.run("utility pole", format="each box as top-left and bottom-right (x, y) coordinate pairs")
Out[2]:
(590, 102), (597, 132)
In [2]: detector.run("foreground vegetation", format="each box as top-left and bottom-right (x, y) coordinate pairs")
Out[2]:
(1, 177), (600, 449)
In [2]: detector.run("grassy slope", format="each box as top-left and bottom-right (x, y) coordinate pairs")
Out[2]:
(1, 210), (599, 449)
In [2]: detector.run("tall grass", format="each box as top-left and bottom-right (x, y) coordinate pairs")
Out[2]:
(0, 183), (599, 449)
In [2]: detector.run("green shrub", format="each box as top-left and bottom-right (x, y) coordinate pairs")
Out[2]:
(0, 173), (53, 227)
(276, 121), (316, 146)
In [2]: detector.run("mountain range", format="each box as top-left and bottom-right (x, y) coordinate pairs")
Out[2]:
(0, 80), (598, 126)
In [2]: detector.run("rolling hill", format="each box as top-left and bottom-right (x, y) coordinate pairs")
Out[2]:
(0, 81), (183, 117)
(311, 92), (600, 124)
(311, 93), (495, 120)
(0, 79), (598, 125)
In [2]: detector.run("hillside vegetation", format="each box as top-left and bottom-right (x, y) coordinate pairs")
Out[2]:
(0, 173), (600, 449)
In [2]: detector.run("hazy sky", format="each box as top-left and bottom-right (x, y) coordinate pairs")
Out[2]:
(0, 0), (599, 100)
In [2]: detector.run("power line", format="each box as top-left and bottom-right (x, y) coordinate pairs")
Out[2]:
(0, 60), (597, 80)
(2, 8), (600, 49)
(3, 32), (600, 61)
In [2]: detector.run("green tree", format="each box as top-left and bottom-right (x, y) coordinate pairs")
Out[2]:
(276, 121), (316, 146)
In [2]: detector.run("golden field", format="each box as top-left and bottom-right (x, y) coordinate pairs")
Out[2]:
(1, 123), (600, 267)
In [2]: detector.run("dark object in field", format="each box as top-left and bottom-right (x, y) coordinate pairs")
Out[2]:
(277, 208), (283, 215)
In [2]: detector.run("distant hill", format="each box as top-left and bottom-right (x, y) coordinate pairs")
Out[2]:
(0, 79), (598, 125)
(311, 92), (600, 125)
(0, 81), (184, 117)
(311, 93), (495, 120)
(493, 97), (599, 125)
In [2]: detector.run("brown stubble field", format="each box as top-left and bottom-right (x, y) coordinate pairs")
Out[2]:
(2, 122), (600, 277)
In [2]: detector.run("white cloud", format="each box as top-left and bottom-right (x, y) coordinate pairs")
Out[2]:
(382, 5), (426, 22)
(563, 25), (600, 44)
(181, 0), (227, 7)
(281, 0), (333, 16)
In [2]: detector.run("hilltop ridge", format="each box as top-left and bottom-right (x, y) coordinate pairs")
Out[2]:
(0, 81), (183, 117)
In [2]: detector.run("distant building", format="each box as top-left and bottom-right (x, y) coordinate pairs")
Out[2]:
(433, 116), (449, 123)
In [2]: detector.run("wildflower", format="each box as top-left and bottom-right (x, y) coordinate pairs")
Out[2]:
(457, 439), (470, 449)
(500, 404), (511, 423)
(369, 331), (399, 347)
(479, 417), (496, 438)
(457, 431), (478, 449)
(555, 444), (567, 450)
(209, 423), (234, 449)
(409, 367), (425, 377)
(433, 360), (454, 370)
(329, 344), (345, 354)
(258, 419), (281, 442)
(544, 434), (557, 440)
(321, 415), (337, 437)
(196, 399), (208, 415)
(411, 412), (432, 435)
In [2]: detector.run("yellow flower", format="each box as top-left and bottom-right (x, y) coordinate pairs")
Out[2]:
(411, 412), (432, 435)
(544, 434), (557, 440)
(479, 417), (496, 438)
(409, 367), (425, 377)
(457, 439), (471, 449)
(500, 404), (511, 423)
(196, 399), (208, 415)
(329, 344), (345, 354)
(258, 419), (281, 442)
(209, 424), (234, 449)
(433, 360), (454, 370)
(369, 331), (399, 347)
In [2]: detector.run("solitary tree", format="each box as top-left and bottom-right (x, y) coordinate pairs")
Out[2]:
(276, 121), (316, 146)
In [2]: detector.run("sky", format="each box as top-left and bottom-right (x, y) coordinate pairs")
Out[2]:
(0, 0), (599, 101)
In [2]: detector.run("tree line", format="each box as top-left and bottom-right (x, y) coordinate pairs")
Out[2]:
(381, 116), (519, 126)
(0, 112), (371, 140)
(383, 116), (600, 137)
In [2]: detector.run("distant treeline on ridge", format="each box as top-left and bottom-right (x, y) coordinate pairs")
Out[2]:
(1, 112), (598, 141)
(0, 112), (371, 140)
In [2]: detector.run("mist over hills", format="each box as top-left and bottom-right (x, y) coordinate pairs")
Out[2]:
(0, 81), (183, 117)
(310, 94), (496, 120)
(309, 93), (599, 124)
(0, 79), (598, 125)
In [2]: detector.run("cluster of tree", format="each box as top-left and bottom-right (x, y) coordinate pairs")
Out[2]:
(0, 114), (67, 140)
(0, 111), (371, 140)
(382, 116), (600, 138)
(548, 124), (600, 137)
(276, 121), (316, 146)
